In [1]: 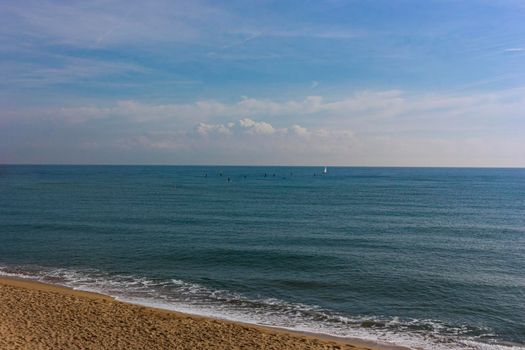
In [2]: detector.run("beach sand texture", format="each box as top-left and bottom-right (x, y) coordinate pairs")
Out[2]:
(0, 278), (374, 350)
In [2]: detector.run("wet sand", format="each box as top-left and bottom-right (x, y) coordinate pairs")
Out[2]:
(0, 277), (387, 350)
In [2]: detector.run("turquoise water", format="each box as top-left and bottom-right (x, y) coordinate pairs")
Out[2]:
(1, 165), (524, 349)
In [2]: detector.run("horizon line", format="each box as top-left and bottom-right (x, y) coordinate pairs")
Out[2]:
(1, 163), (524, 169)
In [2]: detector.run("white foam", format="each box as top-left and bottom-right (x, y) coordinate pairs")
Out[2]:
(1, 265), (523, 350)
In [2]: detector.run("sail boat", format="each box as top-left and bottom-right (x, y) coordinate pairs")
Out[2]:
(323, 166), (327, 174)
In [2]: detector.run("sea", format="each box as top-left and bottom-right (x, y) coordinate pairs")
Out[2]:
(0, 165), (524, 349)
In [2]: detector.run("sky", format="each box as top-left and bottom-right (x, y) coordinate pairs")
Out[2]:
(1, 0), (524, 166)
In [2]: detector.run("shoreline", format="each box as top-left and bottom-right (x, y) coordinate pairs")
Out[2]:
(0, 276), (406, 350)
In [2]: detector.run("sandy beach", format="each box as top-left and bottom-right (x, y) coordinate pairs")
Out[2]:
(0, 277), (381, 350)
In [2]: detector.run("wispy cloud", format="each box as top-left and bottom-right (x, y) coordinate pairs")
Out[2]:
(1, 1), (525, 165)
(2, 87), (524, 165)
(0, 57), (146, 87)
(504, 48), (525, 52)
(0, 0), (229, 47)
(253, 28), (360, 40)
(2, 1), (360, 50)
(6, 88), (523, 128)
(220, 33), (261, 50)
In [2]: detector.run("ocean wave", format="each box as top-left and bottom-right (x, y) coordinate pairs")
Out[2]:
(0, 264), (523, 350)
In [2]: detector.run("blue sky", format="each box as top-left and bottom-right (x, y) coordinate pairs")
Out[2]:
(1, 0), (524, 165)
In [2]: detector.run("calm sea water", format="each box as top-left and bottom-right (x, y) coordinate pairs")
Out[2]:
(0, 165), (524, 349)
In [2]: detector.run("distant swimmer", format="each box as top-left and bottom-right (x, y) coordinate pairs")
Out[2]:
(273, 173), (276, 177)
(227, 177), (231, 182)
(219, 172), (223, 177)
(264, 173), (267, 177)
(205, 173), (208, 178)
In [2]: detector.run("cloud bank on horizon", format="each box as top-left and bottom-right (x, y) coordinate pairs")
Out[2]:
(1, 0), (524, 166)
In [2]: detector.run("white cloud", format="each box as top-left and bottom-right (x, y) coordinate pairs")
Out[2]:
(195, 122), (232, 136)
(2, 88), (524, 166)
(194, 119), (306, 138)
(115, 118), (357, 165)
(19, 87), (522, 131)
(290, 124), (309, 136)
(238, 118), (277, 134)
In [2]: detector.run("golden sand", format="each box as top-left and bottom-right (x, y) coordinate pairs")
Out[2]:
(0, 277), (382, 350)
